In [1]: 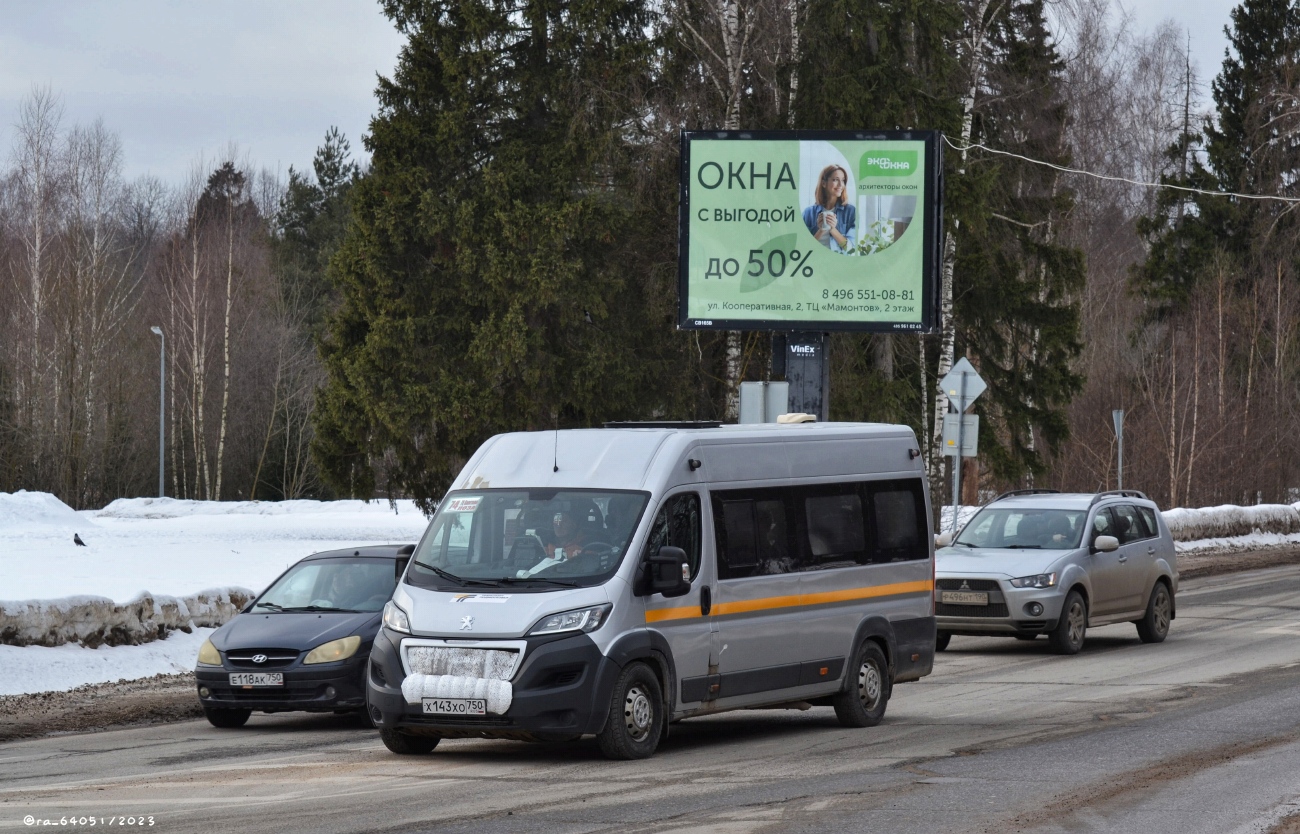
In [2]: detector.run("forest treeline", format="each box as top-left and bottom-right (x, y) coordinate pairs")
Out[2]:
(1, 0), (1298, 512)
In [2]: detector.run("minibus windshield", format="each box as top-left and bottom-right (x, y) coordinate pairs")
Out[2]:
(407, 489), (650, 590)
(953, 508), (1086, 550)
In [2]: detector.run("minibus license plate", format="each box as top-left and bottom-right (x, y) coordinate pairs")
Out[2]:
(423, 698), (486, 716)
(229, 673), (283, 686)
(942, 591), (988, 605)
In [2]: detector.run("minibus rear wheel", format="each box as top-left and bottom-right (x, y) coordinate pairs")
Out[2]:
(833, 641), (890, 728)
(597, 661), (664, 760)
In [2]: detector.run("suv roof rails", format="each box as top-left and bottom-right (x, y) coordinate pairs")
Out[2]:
(602, 421), (723, 429)
(1089, 489), (1149, 506)
(993, 489), (1060, 502)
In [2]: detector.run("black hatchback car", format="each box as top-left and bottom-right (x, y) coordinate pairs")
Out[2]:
(195, 544), (412, 728)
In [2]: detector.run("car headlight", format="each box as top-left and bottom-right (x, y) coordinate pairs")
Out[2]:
(1009, 573), (1058, 589)
(304, 636), (362, 664)
(197, 639), (222, 666)
(383, 600), (411, 634)
(528, 604), (612, 636)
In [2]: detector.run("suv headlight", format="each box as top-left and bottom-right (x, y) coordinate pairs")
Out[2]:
(528, 604), (612, 636)
(1009, 573), (1058, 589)
(197, 639), (221, 666)
(304, 636), (362, 664)
(383, 600), (411, 634)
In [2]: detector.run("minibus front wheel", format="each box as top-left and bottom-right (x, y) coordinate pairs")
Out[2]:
(596, 661), (664, 760)
(833, 641), (890, 728)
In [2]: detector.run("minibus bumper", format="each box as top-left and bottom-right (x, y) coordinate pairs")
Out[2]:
(365, 628), (621, 740)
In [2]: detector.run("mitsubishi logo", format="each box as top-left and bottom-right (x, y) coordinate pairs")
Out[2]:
(459, 616), (474, 631)
(959, 581), (970, 591)
(251, 654), (268, 664)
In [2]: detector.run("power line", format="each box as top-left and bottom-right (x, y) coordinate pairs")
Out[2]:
(941, 134), (1300, 205)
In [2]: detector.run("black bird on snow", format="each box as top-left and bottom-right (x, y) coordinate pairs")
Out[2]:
(73, 533), (86, 547)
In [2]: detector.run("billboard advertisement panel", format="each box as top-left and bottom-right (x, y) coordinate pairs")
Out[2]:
(678, 130), (942, 332)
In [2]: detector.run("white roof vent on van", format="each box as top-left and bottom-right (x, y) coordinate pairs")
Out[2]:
(776, 413), (817, 424)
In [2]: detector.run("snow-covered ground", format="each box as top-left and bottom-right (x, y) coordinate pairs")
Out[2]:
(1, 491), (430, 602)
(0, 628), (213, 697)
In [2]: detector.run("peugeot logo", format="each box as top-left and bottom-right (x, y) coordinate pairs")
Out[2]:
(459, 616), (474, 631)
(251, 654), (268, 664)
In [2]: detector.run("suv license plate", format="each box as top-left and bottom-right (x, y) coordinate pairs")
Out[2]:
(422, 698), (487, 716)
(942, 591), (989, 605)
(229, 673), (283, 686)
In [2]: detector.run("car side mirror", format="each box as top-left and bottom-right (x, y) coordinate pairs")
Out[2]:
(646, 546), (691, 598)
(935, 532), (953, 548)
(1092, 535), (1119, 553)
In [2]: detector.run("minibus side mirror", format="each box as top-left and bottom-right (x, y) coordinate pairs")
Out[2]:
(647, 546), (691, 598)
(1091, 535), (1119, 554)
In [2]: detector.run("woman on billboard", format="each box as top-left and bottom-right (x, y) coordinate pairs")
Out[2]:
(802, 164), (856, 254)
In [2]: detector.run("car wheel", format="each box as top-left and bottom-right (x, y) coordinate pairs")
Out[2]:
(832, 640), (890, 728)
(596, 662), (664, 760)
(935, 632), (951, 652)
(1136, 582), (1172, 644)
(203, 707), (251, 728)
(379, 728), (439, 754)
(1048, 590), (1087, 655)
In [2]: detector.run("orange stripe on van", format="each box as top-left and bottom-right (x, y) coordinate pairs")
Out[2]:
(644, 580), (932, 623)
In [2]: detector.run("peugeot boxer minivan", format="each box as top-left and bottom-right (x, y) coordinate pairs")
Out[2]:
(366, 421), (936, 759)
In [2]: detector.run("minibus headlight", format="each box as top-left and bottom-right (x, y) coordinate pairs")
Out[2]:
(304, 636), (362, 664)
(1009, 573), (1057, 589)
(528, 604), (613, 636)
(197, 639), (221, 666)
(383, 600), (412, 634)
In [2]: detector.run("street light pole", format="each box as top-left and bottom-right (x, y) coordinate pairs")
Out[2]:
(150, 326), (165, 498)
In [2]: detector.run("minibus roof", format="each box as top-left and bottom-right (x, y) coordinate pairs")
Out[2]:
(449, 422), (918, 494)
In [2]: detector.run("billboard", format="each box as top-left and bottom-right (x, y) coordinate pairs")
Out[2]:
(678, 130), (942, 332)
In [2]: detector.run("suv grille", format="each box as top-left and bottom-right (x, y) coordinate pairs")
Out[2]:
(936, 578), (1008, 617)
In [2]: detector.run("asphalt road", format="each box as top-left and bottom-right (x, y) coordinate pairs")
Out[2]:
(5, 564), (1300, 834)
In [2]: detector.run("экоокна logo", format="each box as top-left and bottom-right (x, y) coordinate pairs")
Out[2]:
(859, 150), (917, 177)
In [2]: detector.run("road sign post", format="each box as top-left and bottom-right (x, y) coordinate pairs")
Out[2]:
(940, 358), (986, 533)
(1113, 409), (1125, 491)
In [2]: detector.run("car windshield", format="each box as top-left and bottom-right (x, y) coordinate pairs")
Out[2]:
(253, 558), (399, 613)
(407, 489), (650, 591)
(953, 507), (1086, 550)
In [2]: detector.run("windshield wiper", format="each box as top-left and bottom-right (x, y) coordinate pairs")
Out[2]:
(1004, 544), (1042, 549)
(253, 601), (284, 611)
(279, 605), (362, 613)
(418, 564), (499, 587)
(950, 541), (975, 547)
(491, 576), (581, 588)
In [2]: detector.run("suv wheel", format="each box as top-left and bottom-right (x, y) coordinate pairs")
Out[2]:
(1049, 590), (1087, 655)
(1135, 582), (1172, 644)
(203, 707), (251, 728)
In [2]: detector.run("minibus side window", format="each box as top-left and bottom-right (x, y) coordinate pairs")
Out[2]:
(869, 480), (928, 562)
(717, 499), (759, 577)
(643, 493), (703, 579)
(802, 489), (869, 568)
(713, 491), (797, 579)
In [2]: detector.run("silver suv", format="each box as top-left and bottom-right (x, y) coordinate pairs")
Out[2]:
(934, 490), (1177, 655)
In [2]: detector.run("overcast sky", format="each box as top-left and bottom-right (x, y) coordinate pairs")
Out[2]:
(0, 0), (1243, 187)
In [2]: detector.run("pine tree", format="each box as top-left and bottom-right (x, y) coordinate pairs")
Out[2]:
(954, 0), (1085, 481)
(313, 0), (667, 506)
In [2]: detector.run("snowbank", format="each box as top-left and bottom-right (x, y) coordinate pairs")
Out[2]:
(0, 628), (212, 696)
(1162, 503), (1300, 542)
(0, 587), (253, 648)
(0, 489), (97, 533)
